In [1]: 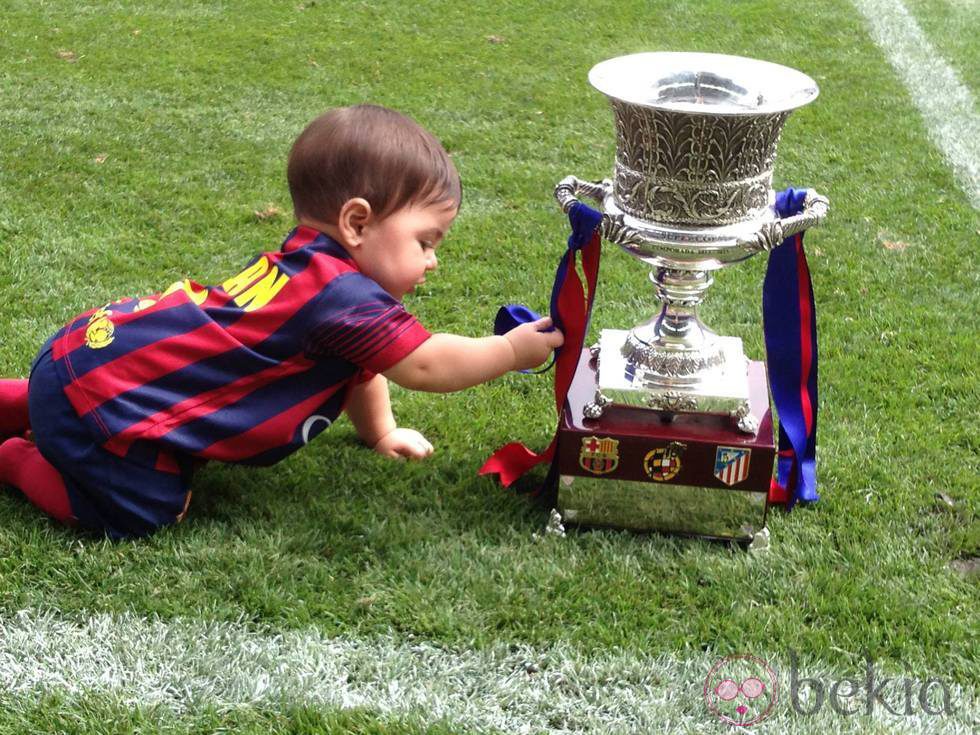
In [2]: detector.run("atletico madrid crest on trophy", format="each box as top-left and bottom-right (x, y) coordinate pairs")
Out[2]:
(714, 446), (752, 487)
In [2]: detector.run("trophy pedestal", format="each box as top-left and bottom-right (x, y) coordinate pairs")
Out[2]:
(595, 328), (752, 420)
(556, 349), (774, 541)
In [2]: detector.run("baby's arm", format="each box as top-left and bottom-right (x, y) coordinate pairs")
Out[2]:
(347, 317), (561, 460)
(345, 373), (433, 460)
(383, 317), (564, 393)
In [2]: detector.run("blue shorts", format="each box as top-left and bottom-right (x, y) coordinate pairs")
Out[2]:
(28, 339), (195, 539)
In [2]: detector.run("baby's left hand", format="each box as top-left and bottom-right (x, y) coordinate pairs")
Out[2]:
(373, 428), (434, 460)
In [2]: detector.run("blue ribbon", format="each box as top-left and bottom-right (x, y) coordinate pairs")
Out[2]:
(763, 187), (820, 507)
(494, 304), (545, 335)
(494, 202), (603, 373)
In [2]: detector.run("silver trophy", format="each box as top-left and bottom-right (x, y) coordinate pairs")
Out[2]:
(556, 52), (829, 433)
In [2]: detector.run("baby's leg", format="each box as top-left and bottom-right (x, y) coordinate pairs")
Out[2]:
(0, 379), (30, 437)
(0, 437), (76, 525)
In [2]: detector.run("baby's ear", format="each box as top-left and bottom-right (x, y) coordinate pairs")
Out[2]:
(337, 198), (373, 243)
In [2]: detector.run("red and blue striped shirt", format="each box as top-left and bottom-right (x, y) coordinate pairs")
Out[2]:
(50, 226), (430, 469)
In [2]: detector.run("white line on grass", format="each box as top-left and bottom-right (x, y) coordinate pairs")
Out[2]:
(852, 0), (980, 209)
(0, 609), (976, 733)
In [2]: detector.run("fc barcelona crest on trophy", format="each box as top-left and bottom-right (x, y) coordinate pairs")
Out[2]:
(578, 436), (620, 475)
(553, 51), (828, 541)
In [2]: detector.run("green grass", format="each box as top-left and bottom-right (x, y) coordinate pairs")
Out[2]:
(0, 0), (977, 731)
(0, 695), (477, 735)
(904, 0), (980, 90)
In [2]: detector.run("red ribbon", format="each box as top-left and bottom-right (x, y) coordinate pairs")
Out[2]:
(479, 204), (602, 489)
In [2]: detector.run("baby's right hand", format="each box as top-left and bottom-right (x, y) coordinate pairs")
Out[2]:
(504, 317), (565, 371)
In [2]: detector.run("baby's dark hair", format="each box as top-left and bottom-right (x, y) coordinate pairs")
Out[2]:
(287, 104), (462, 223)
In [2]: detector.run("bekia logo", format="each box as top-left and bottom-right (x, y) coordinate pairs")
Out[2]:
(786, 651), (954, 718)
(705, 652), (955, 726)
(703, 654), (778, 726)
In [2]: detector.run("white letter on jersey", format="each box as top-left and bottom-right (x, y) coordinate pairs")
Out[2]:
(301, 415), (332, 445)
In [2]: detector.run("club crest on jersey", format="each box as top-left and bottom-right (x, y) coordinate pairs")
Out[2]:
(579, 436), (619, 475)
(643, 442), (686, 482)
(714, 446), (752, 486)
(85, 307), (115, 349)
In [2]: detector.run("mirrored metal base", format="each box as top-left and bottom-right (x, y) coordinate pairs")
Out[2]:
(557, 476), (768, 541)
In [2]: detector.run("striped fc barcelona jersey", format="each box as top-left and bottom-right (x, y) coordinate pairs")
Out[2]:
(49, 226), (431, 467)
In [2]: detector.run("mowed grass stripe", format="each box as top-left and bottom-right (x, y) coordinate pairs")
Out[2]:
(852, 0), (980, 207)
(1, 610), (976, 734)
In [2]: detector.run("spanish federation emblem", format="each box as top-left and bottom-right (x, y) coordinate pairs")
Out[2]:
(714, 446), (752, 486)
(579, 436), (619, 475)
(643, 441), (686, 482)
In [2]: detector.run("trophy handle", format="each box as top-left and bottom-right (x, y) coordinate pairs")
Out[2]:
(556, 178), (830, 256)
(738, 189), (831, 252)
(555, 176), (643, 246)
(554, 175), (610, 212)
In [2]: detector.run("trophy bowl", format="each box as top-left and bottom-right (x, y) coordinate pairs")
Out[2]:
(556, 52), (828, 429)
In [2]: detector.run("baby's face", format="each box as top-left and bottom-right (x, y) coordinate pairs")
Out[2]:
(354, 199), (458, 299)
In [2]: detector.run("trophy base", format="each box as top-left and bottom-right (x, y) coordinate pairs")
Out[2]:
(556, 349), (774, 541)
(557, 478), (769, 541)
(592, 329), (753, 428)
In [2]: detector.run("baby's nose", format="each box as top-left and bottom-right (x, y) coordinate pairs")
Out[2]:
(426, 251), (438, 269)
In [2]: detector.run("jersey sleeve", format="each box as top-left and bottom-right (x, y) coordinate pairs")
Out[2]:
(303, 272), (431, 373)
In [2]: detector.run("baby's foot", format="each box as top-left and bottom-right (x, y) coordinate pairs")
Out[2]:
(0, 379), (30, 439)
(0, 429), (33, 444)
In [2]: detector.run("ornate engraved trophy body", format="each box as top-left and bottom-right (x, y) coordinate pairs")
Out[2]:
(553, 52), (828, 540)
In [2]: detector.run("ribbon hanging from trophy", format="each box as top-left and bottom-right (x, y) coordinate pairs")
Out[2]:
(492, 305), (555, 374)
(478, 202), (602, 489)
(764, 187), (819, 508)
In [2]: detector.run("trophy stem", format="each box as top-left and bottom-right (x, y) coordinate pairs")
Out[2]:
(622, 268), (725, 387)
(651, 268), (714, 346)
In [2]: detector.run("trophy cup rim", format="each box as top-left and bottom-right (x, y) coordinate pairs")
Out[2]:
(588, 51), (819, 116)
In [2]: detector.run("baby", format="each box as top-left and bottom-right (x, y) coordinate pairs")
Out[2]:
(0, 104), (563, 539)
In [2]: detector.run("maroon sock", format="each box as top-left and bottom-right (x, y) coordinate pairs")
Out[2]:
(0, 438), (76, 525)
(0, 379), (30, 437)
